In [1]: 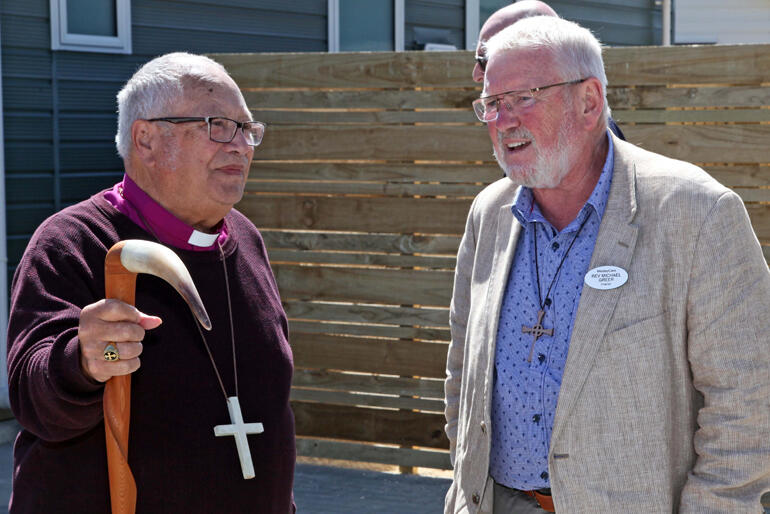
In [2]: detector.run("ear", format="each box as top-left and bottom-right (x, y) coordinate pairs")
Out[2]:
(131, 119), (159, 167)
(577, 77), (605, 130)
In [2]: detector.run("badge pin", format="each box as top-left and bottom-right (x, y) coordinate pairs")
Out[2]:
(584, 265), (628, 290)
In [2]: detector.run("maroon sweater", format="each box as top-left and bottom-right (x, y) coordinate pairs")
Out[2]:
(7, 193), (295, 513)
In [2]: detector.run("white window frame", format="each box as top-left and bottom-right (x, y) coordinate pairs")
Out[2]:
(328, 0), (405, 52)
(50, 0), (132, 54)
(465, 0), (480, 50)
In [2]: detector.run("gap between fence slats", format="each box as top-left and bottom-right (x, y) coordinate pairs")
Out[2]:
(289, 319), (449, 342)
(290, 388), (444, 413)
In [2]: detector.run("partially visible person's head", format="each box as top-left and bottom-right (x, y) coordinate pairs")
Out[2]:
(116, 52), (257, 230)
(473, 1), (558, 82)
(481, 16), (608, 187)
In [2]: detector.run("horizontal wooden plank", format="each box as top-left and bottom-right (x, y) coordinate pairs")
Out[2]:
(254, 107), (769, 125)
(215, 50), (474, 89)
(290, 319), (449, 341)
(240, 195), (471, 234)
(249, 162), (503, 184)
(746, 204), (770, 243)
(262, 230), (461, 255)
(253, 108), (477, 124)
(247, 180), (482, 197)
(622, 124), (770, 164)
(269, 249), (456, 269)
(291, 333), (448, 378)
(290, 388), (444, 412)
(245, 88), (478, 110)
(255, 124), (491, 161)
(275, 264), (454, 306)
(702, 165), (770, 188)
(248, 84), (770, 112)
(219, 45), (770, 89)
(253, 124), (770, 163)
(603, 44), (770, 86)
(296, 437), (452, 470)
(292, 401), (449, 449)
(613, 108), (770, 124)
(733, 188), (770, 203)
(283, 301), (450, 328)
(292, 369), (445, 398)
(608, 85), (770, 110)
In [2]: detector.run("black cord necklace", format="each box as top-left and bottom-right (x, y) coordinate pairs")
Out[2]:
(522, 213), (590, 362)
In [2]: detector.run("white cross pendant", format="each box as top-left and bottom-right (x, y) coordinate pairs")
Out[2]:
(213, 396), (264, 479)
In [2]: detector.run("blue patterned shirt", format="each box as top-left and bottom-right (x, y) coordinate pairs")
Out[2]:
(489, 133), (614, 490)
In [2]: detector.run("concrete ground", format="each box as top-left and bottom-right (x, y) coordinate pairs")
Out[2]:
(1, 419), (767, 513)
(0, 419), (450, 514)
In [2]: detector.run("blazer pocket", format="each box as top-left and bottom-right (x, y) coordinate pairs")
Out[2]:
(603, 310), (667, 354)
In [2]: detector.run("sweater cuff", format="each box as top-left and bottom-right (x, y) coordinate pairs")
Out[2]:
(56, 335), (104, 394)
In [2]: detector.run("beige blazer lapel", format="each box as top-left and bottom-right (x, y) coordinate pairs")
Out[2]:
(481, 200), (523, 414)
(551, 142), (640, 445)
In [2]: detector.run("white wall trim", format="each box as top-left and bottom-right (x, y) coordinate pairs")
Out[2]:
(465, 0), (480, 50)
(327, 0), (340, 52)
(0, 18), (10, 408)
(394, 0), (405, 51)
(50, 0), (132, 54)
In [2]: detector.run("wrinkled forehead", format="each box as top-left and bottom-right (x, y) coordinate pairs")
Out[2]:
(483, 47), (558, 93)
(174, 72), (249, 113)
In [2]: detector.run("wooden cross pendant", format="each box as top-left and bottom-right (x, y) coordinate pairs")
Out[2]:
(214, 396), (264, 479)
(522, 309), (554, 363)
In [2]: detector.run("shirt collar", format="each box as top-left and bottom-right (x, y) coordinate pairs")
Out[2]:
(511, 131), (614, 231)
(104, 174), (229, 252)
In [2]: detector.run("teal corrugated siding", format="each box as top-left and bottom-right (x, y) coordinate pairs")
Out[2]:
(2, 0), (327, 283)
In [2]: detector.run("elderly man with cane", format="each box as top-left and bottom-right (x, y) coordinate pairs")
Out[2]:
(7, 52), (295, 513)
(444, 15), (770, 513)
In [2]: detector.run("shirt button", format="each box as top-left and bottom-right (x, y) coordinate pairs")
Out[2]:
(541, 471), (549, 480)
(472, 492), (480, 504)
(480, 420), (487, 434)
(551, 241), (560, 251)
(537, 353), (546, 363)
(532, 414), (541, 423)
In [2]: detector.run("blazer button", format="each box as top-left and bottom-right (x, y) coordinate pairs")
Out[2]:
(480, 420), (487, 434)
(472, 492), (480, 504)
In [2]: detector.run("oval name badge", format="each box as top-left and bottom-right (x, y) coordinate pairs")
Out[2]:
(584, 265), (628, 290)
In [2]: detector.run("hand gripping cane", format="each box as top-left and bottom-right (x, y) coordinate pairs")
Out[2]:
(103, 240), (212, 514)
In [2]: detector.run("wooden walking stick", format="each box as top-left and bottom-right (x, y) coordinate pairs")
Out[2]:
(103, 240), (212, 514)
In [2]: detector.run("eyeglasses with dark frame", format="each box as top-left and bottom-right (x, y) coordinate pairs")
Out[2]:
(146, 116), (266, 146)
(471, 78), (587, 123)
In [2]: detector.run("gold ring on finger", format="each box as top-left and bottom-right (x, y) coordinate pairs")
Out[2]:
(103, 343), (120, 362)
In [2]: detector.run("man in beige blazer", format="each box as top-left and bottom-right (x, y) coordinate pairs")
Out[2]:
(444, 15), (770, 514)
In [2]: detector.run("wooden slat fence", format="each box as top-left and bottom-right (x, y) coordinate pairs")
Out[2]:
(211, 44), (770, 472)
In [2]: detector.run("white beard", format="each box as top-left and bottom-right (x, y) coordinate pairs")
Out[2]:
(493, 114), (577, 189)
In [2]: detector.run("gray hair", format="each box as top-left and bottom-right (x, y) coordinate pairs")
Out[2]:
(115, 52), (230, 159)
(484, 16), (610, 122)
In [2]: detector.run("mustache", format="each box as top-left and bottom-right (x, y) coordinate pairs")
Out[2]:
(496, 128), (534, 145)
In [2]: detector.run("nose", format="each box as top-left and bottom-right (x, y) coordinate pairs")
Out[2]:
(224, 127), (252, 154)
(494, 101), (521, 131)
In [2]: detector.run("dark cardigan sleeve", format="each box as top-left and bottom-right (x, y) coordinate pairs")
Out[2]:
(7, 208), (113, 442)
